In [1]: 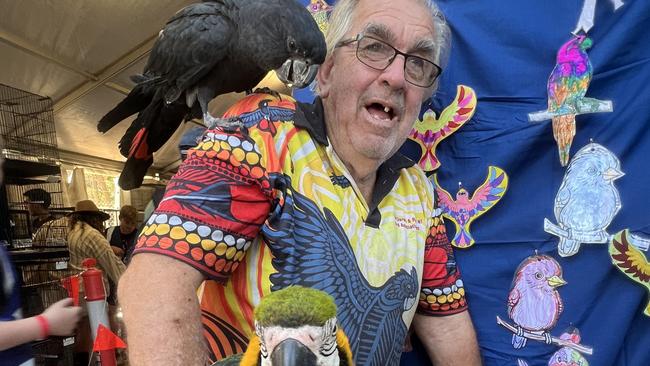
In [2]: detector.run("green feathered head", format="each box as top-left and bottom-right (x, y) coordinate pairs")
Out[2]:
(254, 286), (337, 328)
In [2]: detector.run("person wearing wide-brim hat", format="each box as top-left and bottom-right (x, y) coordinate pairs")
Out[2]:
(68, 200), (111, 222)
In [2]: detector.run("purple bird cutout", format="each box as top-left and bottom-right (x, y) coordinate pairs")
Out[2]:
(508, 255), (566, 349)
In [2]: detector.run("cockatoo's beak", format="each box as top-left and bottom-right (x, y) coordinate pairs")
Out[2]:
(547, 275), (567, 288)
(270, 338), (318, 366)
(276, 58), (319, 89)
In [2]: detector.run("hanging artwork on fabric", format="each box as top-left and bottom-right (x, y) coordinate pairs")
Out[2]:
(307, 0), (332, 35)
(431, 166), (508, 248)
(609, 229), (650, 316)
(528, 35), (613, 166)
(544, 142), (624, 257)
(409, 85), (477, 172)
(574, 0), (625, 34)
(496, 254), (594, 355)
(547, 327), (590, 366)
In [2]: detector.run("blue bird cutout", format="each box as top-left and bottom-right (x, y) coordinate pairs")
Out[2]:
(261, 183), (419, 366)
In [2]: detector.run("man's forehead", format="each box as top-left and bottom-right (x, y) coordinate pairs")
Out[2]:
(362, 22), (437, 54)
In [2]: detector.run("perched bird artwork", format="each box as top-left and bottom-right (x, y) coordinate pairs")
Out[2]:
(98, 0), (326, 190)
(306, 0), (332, 35)
(212, 286), (354, 366)
(408, 85), (476, 172)
(507, 254), (566, 349)
(609, 229), (650, 316)
(431, 166), (508, 248)
(262, 187), (419, 366)
(544, 143), (624, 257)
(547, 327), (590, 366)
(528, 35), (612, 166)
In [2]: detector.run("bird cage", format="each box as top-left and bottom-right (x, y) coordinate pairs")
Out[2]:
(0, 83), (59, 164)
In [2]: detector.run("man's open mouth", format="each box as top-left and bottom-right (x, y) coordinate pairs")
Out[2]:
(366, 102), (396, 121)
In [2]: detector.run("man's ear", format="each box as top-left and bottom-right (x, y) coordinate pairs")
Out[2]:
(316, 55), (335, 98)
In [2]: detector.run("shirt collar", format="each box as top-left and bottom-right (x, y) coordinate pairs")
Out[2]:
(294, 97), (415, 171)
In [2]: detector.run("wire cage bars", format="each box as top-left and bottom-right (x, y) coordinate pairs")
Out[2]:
(0, 83), (59, 164)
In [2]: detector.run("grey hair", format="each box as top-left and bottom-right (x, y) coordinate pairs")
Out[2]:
(314, 0), (451, 95)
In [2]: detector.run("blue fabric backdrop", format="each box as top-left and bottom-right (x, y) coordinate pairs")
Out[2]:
(298, 1), (650, 365)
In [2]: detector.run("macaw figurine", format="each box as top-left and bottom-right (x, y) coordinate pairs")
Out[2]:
(409, 85), (476, 172)
(212, 286), (354, 366)
(431, 166), (508, 248)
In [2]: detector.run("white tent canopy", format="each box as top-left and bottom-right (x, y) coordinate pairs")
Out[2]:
(0, 0), (289, 177)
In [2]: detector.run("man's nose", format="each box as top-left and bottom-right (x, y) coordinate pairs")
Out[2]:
(378, 54), (407, 89)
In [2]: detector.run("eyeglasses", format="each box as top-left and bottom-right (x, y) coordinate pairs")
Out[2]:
(335, 33), (442, 88)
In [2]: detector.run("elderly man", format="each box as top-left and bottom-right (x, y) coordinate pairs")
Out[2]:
(119, 0), (481, 365)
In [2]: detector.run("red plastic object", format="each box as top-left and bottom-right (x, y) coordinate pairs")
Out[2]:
(61, 276), (80, 305)
(81, 258), (105, 301)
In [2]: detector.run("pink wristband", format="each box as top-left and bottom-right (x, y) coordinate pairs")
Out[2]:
(35, 315), (49, 339)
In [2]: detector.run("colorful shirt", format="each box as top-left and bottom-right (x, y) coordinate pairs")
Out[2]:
(134, 93), (466, 365)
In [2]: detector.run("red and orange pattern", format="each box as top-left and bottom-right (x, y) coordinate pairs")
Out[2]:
(419, 214), (467, 315)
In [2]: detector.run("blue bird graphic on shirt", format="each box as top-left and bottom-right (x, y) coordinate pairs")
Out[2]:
(262, 185), (419, 366)
(239, 99), (295, 130)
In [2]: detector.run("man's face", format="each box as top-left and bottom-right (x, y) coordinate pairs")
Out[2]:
(318, 0), (436, 167)
(26, 202), (45, 216)
(120, 218), (137, 233)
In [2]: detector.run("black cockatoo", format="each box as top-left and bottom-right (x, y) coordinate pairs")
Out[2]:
(98, 0), (326, 190)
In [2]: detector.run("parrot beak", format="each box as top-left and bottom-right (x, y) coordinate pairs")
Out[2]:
(547, 275), (567, 288)
(276, 58), (319, 89)
(603, 167), (624, 181)
(270, 338), (318, 366)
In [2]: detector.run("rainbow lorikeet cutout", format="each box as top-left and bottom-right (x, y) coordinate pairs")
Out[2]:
(431, 166), (508, 248)
(528, 35), (612, 166)
(409, 85), (476, 172)
(609, 229), (650, 316)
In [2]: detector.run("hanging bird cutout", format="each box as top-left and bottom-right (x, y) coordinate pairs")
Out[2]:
(431, 166), (508, 248)
(574, 0), (625, 34)
(528, 35), (612, 166)
(306, 0), (332, 35)
(97, 0), (326, 190)
(544, 143), (624, 257)
(496, 255), (594, 354)
(609, 229), (650, 316)
(409, 85), (476, 172)
(547, 327), (590, 366)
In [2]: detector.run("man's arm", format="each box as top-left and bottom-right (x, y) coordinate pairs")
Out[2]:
(413, 311), (481, 366)
(118, 253), (206, 365)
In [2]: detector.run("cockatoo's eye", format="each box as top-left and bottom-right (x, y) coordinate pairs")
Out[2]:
(587, 167), (597, 175)
(287, 37), (297, 52)
(534, 272), (543, 280)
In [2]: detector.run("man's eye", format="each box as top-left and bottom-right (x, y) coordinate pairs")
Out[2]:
(408, 57), (425, 68)
(364, 41), (388, 52)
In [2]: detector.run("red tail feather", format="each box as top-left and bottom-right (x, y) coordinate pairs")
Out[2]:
(129, 128), (151, 159)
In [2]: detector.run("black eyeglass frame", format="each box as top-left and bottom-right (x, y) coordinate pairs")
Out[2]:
(335, 33), (442, 88)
